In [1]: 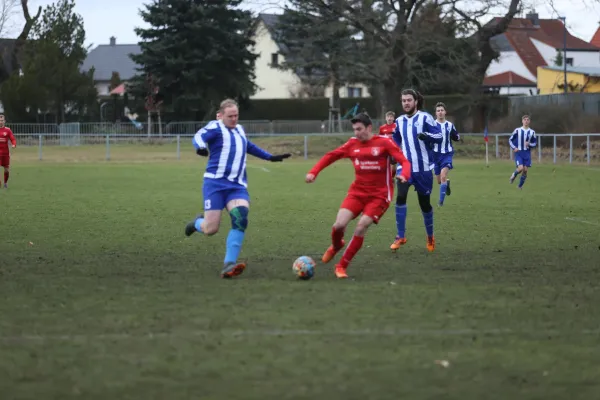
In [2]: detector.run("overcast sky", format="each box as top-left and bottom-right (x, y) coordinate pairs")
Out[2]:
(8, 0), (600, 48)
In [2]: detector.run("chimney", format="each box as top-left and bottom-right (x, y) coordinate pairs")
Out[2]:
(526, 12), (539, 27)
(110, 36), (116, 46)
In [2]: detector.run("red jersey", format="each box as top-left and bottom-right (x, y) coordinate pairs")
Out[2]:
(378, 123), (396, 137)
(309, 136), (411, 201)
(0, 127), (16, 155)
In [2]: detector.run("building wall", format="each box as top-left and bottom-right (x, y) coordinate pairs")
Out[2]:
(324, 83), (371, 99)
(96, 82), (111, 96)
(537, 67), (600, 94)
(531, 38), (600, 68)
(486, 51), (537, 82)
(250, 21), (302, 99)
(498, 86), (535, 95)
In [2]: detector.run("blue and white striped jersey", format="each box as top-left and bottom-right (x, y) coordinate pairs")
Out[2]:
(392, 111), (443, 173)
(192, 120), (273, 188)
(433, 120), (460, 154)
(509, 127), (537, 151)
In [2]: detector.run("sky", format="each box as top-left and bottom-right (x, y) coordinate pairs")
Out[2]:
(6, 0), (600, 48)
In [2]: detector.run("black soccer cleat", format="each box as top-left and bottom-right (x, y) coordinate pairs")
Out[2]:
(445, 180), (451, 196)
(185, 214), (203, 236)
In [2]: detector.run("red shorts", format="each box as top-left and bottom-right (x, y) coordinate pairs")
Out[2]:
(340, 193), (390, 224)
(0, 155), (9, 168)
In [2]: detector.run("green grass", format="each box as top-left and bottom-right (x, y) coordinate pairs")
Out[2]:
(2, 147), (600, 399)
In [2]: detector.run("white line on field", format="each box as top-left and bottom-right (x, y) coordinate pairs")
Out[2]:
(1, 328), (599, 342)
(565, 217), (600, 226)
(246, 164), (270, 172)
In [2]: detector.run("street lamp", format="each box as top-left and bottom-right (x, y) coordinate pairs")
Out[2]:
(558, 16), (567, 94)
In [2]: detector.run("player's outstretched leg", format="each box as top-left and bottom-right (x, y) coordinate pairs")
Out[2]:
(3, 167), (9, 189)
(335, 214), (373, 279)
(221, 206), (249, 278)
(418, 193), (435, 252)
(323, 208), (354, 263)
(391, 181), (410, 251)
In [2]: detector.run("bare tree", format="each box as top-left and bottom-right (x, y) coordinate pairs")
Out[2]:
(0, 0), (19, 38)
(0, 0), (41, 83)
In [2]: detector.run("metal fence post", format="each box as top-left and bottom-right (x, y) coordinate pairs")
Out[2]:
(553, 135), (557, 164)
(304, 135), (308, 160)
(38, 134), (42, 160)
(569, 134), (573, 164)
(177, 135), (181, 160)
(587, 135), (591, 165)
(495, 135), (499, 158)
(538, 136), (542, 163)
(105, 135), (110, 161)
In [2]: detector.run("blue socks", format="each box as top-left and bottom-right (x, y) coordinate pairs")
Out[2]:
(395, 204), (407, 238)
(422, 211), (434, 237)
(439, 182), (447, 205)
(194, 217), (205, 233)
(224, 229), (245, 265)
(519, 174), (527, 188)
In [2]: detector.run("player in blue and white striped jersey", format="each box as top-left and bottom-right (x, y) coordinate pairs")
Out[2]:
(391, 89), (443, 253)
(508, 115), (537, 189)
(433, 102), (460, 206)
(184, 99), (291, 278)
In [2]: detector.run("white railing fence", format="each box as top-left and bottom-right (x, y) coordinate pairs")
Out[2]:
(11, 132), (600, 164)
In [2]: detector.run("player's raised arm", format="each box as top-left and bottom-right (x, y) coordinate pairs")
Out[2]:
(246, 140), (291, 162)
(417, 113), (443, 144)
(306, 141), (351, 183)
(383, 139), (411, 182)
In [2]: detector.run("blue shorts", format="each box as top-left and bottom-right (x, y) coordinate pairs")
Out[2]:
(202, 179), (250, 211)
(397, 169), (433, 196)
(515, 151), (532, 168)
(433, 153), (454, 175)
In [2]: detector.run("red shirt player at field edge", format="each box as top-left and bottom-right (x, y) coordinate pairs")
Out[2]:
(378, 111), (396, 137)
(0, 114), (16, 189)
(305, 113), (411, 279)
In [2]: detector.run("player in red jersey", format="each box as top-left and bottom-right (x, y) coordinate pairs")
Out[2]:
(305, 113), (411, 278)
(378, 111), (396, 137)
(0, 114), (16, 189)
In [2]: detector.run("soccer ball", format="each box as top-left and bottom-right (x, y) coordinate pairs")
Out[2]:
(292, 256), (315, 280)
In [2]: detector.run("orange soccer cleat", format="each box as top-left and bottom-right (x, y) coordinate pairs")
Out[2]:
(390, 237), (407, 251)
(334, 265), (348, 279)
(322, 240), (345, 264)
(426, 236), (435, 252)
(221, 262), (246, 278)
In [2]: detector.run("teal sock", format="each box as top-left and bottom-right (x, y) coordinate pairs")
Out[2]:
(224, 229), (245, 265)
(194, 218), (204, 233)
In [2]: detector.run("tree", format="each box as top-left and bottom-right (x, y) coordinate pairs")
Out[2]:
(19, 0), (97, 122)
(131, 0), (259, 120)
(0, 0), (41, 84)
(289, 0), (522, 118)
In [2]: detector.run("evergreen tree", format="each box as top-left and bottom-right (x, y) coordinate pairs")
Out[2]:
(131, 0), (258, 119)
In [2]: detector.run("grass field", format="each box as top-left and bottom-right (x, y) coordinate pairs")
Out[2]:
(1, 145), (600, 399)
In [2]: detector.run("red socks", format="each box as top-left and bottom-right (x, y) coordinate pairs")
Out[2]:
(3, 171), (8, 184)
(331, 227), (344, 249)
(338, 235), (364, 268)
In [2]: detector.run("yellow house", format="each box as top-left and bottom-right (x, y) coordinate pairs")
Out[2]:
(537, 66), (600, 94)
(251, 14), (370, 99)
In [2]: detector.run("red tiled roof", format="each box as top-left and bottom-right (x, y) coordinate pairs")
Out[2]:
(486, 17), (600, 79)
(109, 83), (125, 95)
(482, 71), (536, 87)
(592, 27), (600, 48)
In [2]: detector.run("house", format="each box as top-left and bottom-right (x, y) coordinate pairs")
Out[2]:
(483, 13), (600, 95)
(253, 13), (370, 99)
(537, 65), (600, 94)
(80, 36), (141, 96)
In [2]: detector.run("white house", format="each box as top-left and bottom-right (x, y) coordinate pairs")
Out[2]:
(252, 13), (370, 99)
(483, 13), (600, 95)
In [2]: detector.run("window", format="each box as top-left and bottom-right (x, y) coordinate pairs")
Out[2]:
(566, 57), (573, 66)
(271, 53), (279, 67)
(347, 87), (362, 98)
